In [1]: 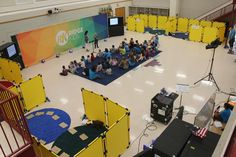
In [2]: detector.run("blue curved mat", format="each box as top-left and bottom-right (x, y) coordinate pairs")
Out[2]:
(25, 108), (71, 144)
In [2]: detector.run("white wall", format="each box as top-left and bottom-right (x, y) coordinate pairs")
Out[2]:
(16, 0), (33, 4)
(0, 0), (15, 7)
(132, 0), (170, 9)
(0, 0), (132, 43)
(179, 0), (231, 19)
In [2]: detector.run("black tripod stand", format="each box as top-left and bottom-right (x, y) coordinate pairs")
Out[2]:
(194, 47), (220, 91)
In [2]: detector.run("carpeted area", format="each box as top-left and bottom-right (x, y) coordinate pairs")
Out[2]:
(51, 124), (107, 156)
(25, 108), (71, 144)
(74, 50), (162, 85)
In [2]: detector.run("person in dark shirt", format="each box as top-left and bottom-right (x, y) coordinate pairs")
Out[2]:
(60, 65), (68, 76)
(94, 33), (99, 49)
(83, 30), (89, 51)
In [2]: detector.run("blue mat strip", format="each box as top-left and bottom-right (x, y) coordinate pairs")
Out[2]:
(74, 51), (162, 85)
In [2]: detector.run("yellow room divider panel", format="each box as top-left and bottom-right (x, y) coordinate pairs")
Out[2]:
(158, 16), (168, 30)
(200, 20), (212, 28)
(212, 22), (225, 28)
(189, 25), (203, 42)
(33, 138), (58, 157)
(106, 114), (130, 157)
(202, 27), (218, 44)
(106, 99), (128, 128)
(177, 18), (189, 32)
(218, 26), (226, 42)
(127, 17), (136, 31)
(212, 22), (226, 42)
(75, 137), (105, 157)
(148, 15), (157, 29)
(0, 58), (10, 80)
(0, 58), (22, 84)
(9, 61), (22, 84)
(189, 19), (199, 26)
(19, 75), (47, 111)
(140, 14), (148, 27)
(81, 88), (106, 125)
(165, 20), (172, 35)
(168, 17), (177, 33)
(136, 19), (145, 33)
(133, 14), (140, 19)
(189, 19), (200, 31)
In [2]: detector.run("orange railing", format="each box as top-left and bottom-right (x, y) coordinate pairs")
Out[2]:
(0, 84), (32, 157)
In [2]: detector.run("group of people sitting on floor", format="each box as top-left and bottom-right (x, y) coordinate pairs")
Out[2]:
(60, 35), (160, 80)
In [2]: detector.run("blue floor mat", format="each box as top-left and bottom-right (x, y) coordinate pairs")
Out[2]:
(75, 51), (162, 85)
(52, 125), (107, 156)
(172, 32), (189, 40)
(25, 108), (71, 144)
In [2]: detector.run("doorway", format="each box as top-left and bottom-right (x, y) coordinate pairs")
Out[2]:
(115, 7), (126, 24)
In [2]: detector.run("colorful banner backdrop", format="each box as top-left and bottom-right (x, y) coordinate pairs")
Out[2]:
(16, 14), (108, 67)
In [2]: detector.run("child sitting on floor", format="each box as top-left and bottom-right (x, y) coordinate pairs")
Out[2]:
(87, 55), (91, 63)
(89, 65), (100, 80)
(110, 57), (119, 66)
(73, 60), (79, 68)
(91, 53), (95, 62)
(119, 57), (129, 70)
(119, 44), (126, 55)
(110, 45), (116, 53)
(134, 40), (140, 47)
(82, 67), (89, 76)
(145, 48), (150, 59)
(79, 58), (86, 68)
(96, 62), (103, 72)
(103, 48), (112, 59)
(101, 59), (112, 75)
(81, 56), (85, 62)
(69, 61), (74, 67)
(128, 53), (137, 67)
(129, 38), (134, 49)
(137, 51), (146, 62)
(97, 49), (103, 57)
(60, 66), (69, 76)
(69, 61), (76, 73)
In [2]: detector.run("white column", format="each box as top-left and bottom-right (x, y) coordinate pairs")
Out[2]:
(170, 0), (180, 17)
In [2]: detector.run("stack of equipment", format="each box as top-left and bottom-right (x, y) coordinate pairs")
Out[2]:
(150, 92), (178, 124)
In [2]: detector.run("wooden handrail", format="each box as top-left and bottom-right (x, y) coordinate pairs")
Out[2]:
(196, 0), (233, 20)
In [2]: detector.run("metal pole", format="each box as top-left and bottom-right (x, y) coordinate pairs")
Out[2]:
(179, 93), (183, 108)
(208, 48), (216, 80)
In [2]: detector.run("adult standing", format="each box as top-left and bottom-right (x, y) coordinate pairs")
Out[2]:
(228, 25), (236, 54)
(83, 30), (89, 51)
(94, 33), (99, 49)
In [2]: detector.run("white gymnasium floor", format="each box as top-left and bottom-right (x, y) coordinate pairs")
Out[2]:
(21, 30), (236, 156)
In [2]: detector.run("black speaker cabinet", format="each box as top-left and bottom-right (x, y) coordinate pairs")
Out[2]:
(150, 94), (174, 124)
